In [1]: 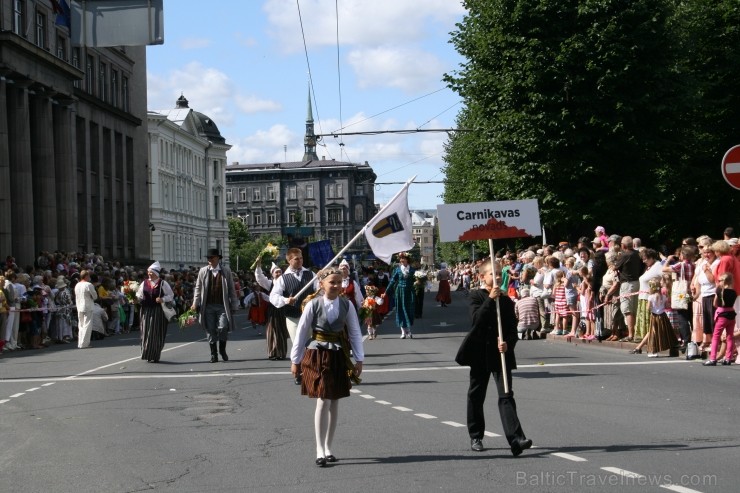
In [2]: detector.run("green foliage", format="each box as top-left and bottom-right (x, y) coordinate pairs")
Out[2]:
(443, 0), (738, 245)
(227, 217), (285, 273)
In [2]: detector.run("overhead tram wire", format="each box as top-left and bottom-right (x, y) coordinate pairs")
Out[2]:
(334, 0), (345, 159)
(296, 0), (334, 160)
(316, 128), (471, 138)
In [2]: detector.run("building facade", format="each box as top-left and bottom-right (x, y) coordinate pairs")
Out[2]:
(0, 0), (149, 266)
(411, 210), (436, 267)
(147, 95), (231, 270)
(225, 94), (377, 262)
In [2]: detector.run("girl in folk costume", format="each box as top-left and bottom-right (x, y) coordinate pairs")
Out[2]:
(244, 282), (269, 336)
(338, 259), (364, 311)
(256, 262), (290, 360)
(360, 285), (384, 340)
(629, 278), (680, 357)
(383, 252), (416, 339)
(290, 269), (364, 467)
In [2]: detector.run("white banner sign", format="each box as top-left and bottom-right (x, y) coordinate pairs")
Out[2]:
(437, 199), (541, 242)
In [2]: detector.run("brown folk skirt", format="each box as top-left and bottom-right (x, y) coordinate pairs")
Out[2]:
(647, 312), (679, 354)
(300, 347), (351, 400)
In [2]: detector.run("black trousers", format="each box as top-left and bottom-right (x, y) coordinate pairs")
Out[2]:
(467, 365), (525, 446)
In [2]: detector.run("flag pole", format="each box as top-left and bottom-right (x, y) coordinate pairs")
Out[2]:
(489, 239), (510, 394)
(290, 175), (417, 300)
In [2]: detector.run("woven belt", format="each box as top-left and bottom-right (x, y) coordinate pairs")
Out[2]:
(312, 330), (361, 384)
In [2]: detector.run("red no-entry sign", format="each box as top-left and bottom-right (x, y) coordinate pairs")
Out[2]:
(722, 145), (740, 190)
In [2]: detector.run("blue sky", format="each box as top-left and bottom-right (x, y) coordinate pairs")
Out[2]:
(146, 0), (467, 210)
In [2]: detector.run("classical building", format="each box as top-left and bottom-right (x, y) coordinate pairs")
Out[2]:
(0, 0), (149, 266)
(225, 93), (377, 262)
(147, 95), (231, 270)
(411, 210), (436, 267)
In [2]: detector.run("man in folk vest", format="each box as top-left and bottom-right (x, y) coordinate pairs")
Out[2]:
(191, 249), (241, 363)
(269, 247), (315, 384)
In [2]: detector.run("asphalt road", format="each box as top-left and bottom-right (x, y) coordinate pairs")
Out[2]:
(1, 289), (737, 493)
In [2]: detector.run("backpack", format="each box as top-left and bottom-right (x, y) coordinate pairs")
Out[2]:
(685, 341), (700, 360)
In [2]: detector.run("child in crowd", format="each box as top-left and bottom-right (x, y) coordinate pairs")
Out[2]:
(244, 283), (269, 336)
(552, 270), (568, 335)
(361, 285), (384, 340)
(704, 273), (736, 366)
(630, 279), (679, 357)
(563, 258), (580, 336)
(578, 267), (595, 340)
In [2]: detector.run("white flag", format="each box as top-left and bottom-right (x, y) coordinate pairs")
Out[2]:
(364, 184), (415, 264)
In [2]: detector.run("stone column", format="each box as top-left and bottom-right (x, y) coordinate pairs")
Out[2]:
(7, 81), (35, 266)
(0, 75), (12, 257)
(53, 99), (77, 252)
(30, 88), (58, 252)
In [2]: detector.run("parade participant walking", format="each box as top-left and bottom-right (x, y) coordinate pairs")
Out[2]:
(74, 270), (98, 349)
(456, 260), (532, 456)
(290, 268), (364, 467)
(436, 263), (452, 307)
(270, 248), (316, 381)
(257, 263), (290, 360)
(383, 252), (416, 339)
(191, 249), (241, 363)
(338, 259), (363, 310)
(136, 262), (174, 363)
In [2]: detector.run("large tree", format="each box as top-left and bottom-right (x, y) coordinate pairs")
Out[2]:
(443, 0), (737, 245)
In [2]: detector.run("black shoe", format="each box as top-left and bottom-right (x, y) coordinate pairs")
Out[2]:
(325, 455), (337, 463)
(721, 359), (732, 366)
(703, 360), (717, 366)
(315, 457), (327, 467)
(294, 375), (302, 385)
(511, 438), (533, 457)
(218, 341), (228, 361)
(470, 438), (484, 452)
(209, 342), (218, 363)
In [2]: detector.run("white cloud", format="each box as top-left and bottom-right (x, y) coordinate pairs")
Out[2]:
(228, 124), (298, 164)
(347, 46), (446, 92)
(147, 62), (282, 126)
(179, 37), (212, 50)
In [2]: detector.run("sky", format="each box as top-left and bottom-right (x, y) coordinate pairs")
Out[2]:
(146, 0), (467, 210)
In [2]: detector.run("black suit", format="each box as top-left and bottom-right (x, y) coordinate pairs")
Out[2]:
(456, 289), (527, 447)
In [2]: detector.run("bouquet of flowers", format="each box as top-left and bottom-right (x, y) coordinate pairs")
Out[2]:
(414, 270), (427, 279)
(178, 308), (198, 329)
(251, 242), (281, 269)
(122, 280), (140, 303)
(358, 297), (377, 324)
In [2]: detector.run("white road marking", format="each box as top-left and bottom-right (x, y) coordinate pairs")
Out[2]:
(483, 431), (501, 438)
(392, 406), (412, 412)
(601, 467), (645, 479)
(26, 387), (40, 392)
(660, 485), (705, 493)
(0, 399), (9, 404)
(359, 394), (375, 399)
(375, 400), (392, 405)
(552, 452), (587, 462)
(9, 393), (25, 398)
(350, 389), (361, 393)
(442, 421), (465, 427)
(414, 413), (436, 419)
(41, 382), (54, 387)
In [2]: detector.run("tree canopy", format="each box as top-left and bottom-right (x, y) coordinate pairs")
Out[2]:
(443, 0), (739, 248)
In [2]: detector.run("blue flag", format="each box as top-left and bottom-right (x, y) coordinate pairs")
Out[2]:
(52, 0), (71, 29)
(308, 240), (335, 268)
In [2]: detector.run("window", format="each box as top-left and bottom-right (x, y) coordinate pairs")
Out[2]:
(225, 188), (233, 203)
(253, 213), (263, 225)
(99, 62), (107, 101)
(111, 69), (118, 107)
(288, 185), (297, 200)
(336, 184), (343, 197)
(329, 231), (343, 248)
(328, 209), (342, 222)
(72, 48), (81, 88)
(306, 184), (314, 199)
(213, 159), (218, 181)
(268, 211), (276, 224)
(354, 204), (364, 222)
(122, 76), (129, 112)
(213, 195), (220, 219)
(327, 185), (334, 199)
(355, 184), (364, 196)
(288, 210), (297, 224)
(252, 187), (261, 201)
(13, 1), (24, 36)
(86, 55), (95, 94)
(238, 187), (247, 202)
(305, 209), (314, 223)
(35, 11), (46, 48)
(56, 35), (67, 60)
(267, 185), (275, 200)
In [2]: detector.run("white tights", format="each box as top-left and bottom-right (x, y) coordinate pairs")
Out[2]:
(314, 398), (338, 458)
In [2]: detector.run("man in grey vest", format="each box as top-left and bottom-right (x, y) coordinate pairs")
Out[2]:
(191, 249), (241, 363)
(269, 247), (315, 384)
